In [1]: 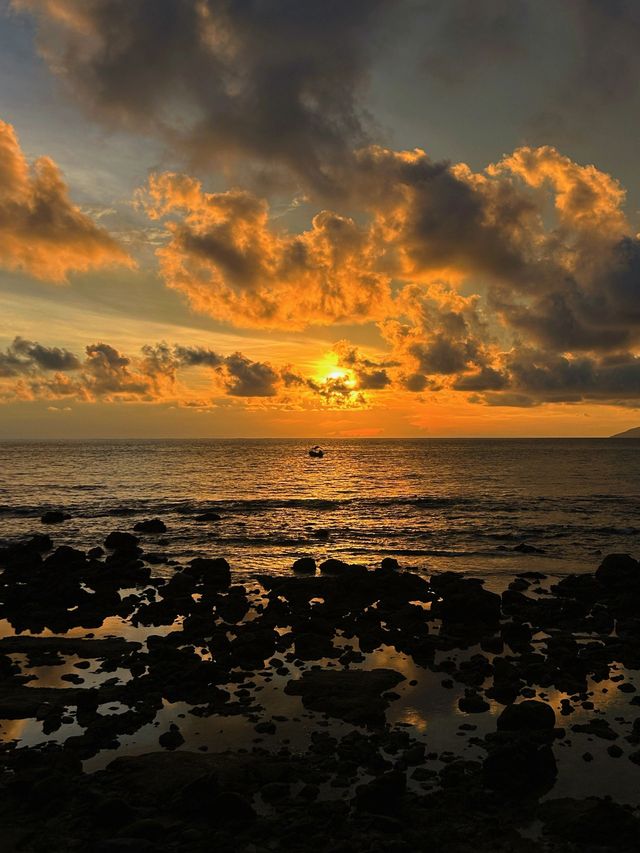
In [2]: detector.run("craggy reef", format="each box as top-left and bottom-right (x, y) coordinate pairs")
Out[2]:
(1, 527), (640, 851)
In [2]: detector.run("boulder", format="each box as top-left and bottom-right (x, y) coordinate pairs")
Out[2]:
(194, 512), (222, 522)
(41, 510), (70, 524)
(185, 557), (231, 588)
(596, 553), (640, 590)
(158, 724), (184, 750)
(432, 574), (501, 626)
(319, 558), (367, 578)
(105, 531), (139, 550)
(354, 769), (406, 814)
(497, 700), (556, 732)
(292, 557), (316, 574)
(380, 557), (400, 571)
(285, 668), (405, 726)
(133, 519), (166, 533)
(483, 737), (557, 794)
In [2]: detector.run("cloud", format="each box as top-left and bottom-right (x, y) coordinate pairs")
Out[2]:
(136, 143), (640, 393)
(420, 0), (529, 85)
(333, 340), (395, 390)
(0, 119), (132, 281)
(139, 173), (390, 328)
(0, 336), (81, 376)
(13, 0), (392, 193)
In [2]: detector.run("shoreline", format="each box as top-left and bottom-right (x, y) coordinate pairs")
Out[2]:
(1, 532), (640, 850)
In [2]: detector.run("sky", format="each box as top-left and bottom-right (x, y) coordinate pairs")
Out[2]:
(1, 0), (639, 438)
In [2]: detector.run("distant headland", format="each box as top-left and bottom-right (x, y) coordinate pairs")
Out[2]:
(610, 427), (640, 438)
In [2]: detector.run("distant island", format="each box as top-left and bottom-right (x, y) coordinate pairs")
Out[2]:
(611, 427), (640, 437)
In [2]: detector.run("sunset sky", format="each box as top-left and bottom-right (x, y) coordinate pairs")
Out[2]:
(1, 0), (640, 438)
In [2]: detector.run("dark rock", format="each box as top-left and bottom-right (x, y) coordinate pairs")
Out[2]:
(105, 531), (139, 550)
(571, 719), (618, 740)
(432, 574), (501, 626)
(41, 510), (70, 524)
(595, 553), (640, 590)
(513, 542), (544, 554)
(319, 558), (367, 578)
(133, 519), (166, 533)
(458, 692), (490, 714)
(194, 511), (223, 522)
(285, 668), (405, 726)
(381, 557), (400, 571)
(483, 736), (557, 794)
(185, 557), (231, 588)
(158, 724), (184, 750)
(213, 791), (256, 822)
(497, 700), (556, 732)
(260, 781), (290, 802)
(355, 770), (406, 815)
(292, 557), (316, 574)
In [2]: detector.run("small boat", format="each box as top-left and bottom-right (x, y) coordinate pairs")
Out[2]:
(308, 445), (324, 458)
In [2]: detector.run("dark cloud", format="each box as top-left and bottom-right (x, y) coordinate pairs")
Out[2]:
(453, 366), (508, 392)
(173, 345), (224, 369)
(565, 0), (640, 104)
(491, 237), (640, 353)
(410, 336), (476, 376)
(464, 349), (640, 407)
(84, 343), (152, 397)
(420, 0), (529, 85)
(15, 0), (392, 193)
(333, 341), (395, 390)
(223, 353), (279, 397)
(402, 373), (429, 393)
(0, 336), (80, 376)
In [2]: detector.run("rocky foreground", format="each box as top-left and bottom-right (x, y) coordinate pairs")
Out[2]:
(2, 527), (640, 851)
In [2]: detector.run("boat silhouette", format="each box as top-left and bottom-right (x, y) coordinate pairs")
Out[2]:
(308, 445), (324, 458)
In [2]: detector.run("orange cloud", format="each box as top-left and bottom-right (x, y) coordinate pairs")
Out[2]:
(139, 173), (391, 329)
(0, 119), (132, 281)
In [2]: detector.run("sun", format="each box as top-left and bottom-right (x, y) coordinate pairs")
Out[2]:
(314, 352), (355, 385)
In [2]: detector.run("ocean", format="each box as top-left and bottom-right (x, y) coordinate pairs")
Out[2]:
(2, 437), (639, 583)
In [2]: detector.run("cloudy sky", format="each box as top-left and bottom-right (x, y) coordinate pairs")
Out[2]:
(1, 0), (639, 438)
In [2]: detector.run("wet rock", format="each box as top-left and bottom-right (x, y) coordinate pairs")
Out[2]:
(354, 770), (406, 815)
(483, 735), (557, 794)
(595, 553), (640, 591)
(285, 668), (405, 726)
(380, 557), (400, 571)
(194, 511), (222, 522)
(293, 632), (338, 660)
(432, 574), (501, 627)
(40, 510), (70, 524)
(0, 636), (141, 658)
(104, 531), (139, 550)
(497, 700), (556, 732)
(513, 542), (544, 554)
(319, 558), (367, 578)
(26, 533), (53, 551)
(458, 691), (490, 714)
(158, 724), (184, 750)
(185, 557), (231, 589)
(572, 719), (619, 740)
(260, 781), (290, 802)
(292, 557), (316, 574)
(133, 519), (166, 533)
(213, 791), (256, 822)
(539, 798), (640, 848)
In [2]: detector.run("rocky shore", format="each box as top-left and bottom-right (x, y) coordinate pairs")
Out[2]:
(1, 526), (640, 851)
